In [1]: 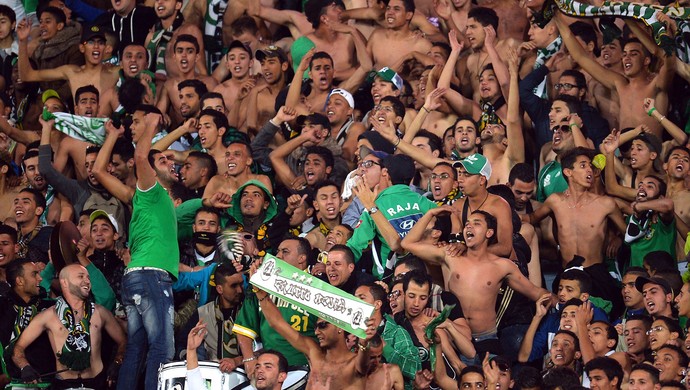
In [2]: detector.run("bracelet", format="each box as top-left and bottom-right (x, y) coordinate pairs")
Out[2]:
(658, 115), (666, 122)
(569, 123), (579, 129)
(647, 107), (657, 117)
(394, 137), (401, 148)
(358, 343), (370, 352)
(241, 356), (256, 363)
(422, 106), (430, 113)
(257, 293), (270, 302)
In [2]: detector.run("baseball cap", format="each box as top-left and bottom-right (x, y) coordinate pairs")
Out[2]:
(82, 24), (106, 42)
(382, 154), (415, 185)
(42, 89), (65, 105)
(455, 153), (492, 181)
(227, 40), (253, 59)
(635, 275), (672, 295)
(89, 210), (119, 234)
(376, 67), (403, 90)
(359, 145), (389, 161)
(256, 46), (288, 63)
(328, 88), (354, 109)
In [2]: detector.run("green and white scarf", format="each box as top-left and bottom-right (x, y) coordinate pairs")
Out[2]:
(42, 108), (108, 145)
(55, 296), (93, 372)
(549, 0), (687, 56)
(534, 37), (563, 99)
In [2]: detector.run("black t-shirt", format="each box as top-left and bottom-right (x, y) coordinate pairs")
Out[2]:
(95, 7), (157, 52)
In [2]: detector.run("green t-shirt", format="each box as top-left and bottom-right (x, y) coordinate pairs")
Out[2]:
(127, 182), (180, 279)
(232, 292), (315, 366)
(537, 160), (569, 203)
(627, 215), (676, 268)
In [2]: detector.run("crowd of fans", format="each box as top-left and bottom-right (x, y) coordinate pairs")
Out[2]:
(0, 0), (688, 388)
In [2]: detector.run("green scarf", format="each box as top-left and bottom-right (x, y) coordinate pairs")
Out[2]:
(55, 297), (93, 371)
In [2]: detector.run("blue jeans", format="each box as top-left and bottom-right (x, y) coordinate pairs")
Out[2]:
(117, 269), (174, 390)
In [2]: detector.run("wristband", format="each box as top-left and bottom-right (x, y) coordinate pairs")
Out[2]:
(242, 357), (256, 363)
(422, 107), (430, 113)
(647, 107), (657, 117)
(394, 137), (401, 148)
(569, 123), (579, 130)
(658, 115), (666, 122)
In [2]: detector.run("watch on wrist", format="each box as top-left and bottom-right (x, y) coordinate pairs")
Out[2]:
(368, 206), (379, 215)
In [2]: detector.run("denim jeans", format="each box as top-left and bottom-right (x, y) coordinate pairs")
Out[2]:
(117, 269), (174, 390)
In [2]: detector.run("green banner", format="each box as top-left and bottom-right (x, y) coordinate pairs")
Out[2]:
(250, 255), (375, 338)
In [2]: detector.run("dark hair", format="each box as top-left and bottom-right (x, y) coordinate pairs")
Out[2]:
(19, 187), (46, 212)
(112, 137), (135, 162)
(85, 145), (100, 157)
(561, 297), (584, 310)
(362, 282), (387, 307)
(314, 179), (339, 198)
(402, 269), (431, 294)
(228, 139), (253, 156)
(627, 314), (653, 329)
(543, 366), (580, 390)
(655, 316), (682, 336)
(584, 357), (623, 389)
(643, 251), (677, 273)
(459, 366), (485, 382)
(487, 184), (516, 210)
(431, 41), (451, 59)
(178, 79), (208, 97)
(75, 85), (99, 105)
(380, 96), (405, 120)
(570, 21), (600, 57)
(230, 15), (259, 36)
(624, 266), (649, 278)
(134, 104), (162, 116)
(560, 268), (592, 294)
(394, 256), (427, 274)
(0, 224), (17, 243)
(291, 236), (312, 257)
(434, 161), (457, 180)
(329, 244), (354, 264)
(6, 258), (32, 288)
(199, 108), (229, 131)
(468, 7), (498, 31)
(200, 92), (225, 108)
(305, 0), (345, 29)
(309, 51), (334, 69)
(37, 6), (66, 25)
(147, 149), (162, 169)
(657, 344), (689, 368)
(0, 5), (16, 24)
(508, 163), (535, 184)
(414, 130), (443, 158)
(659, 381), (685, 390)
(21, 150), (40, 173)
(664, 145), (690, 163)
(561, 147), (596, 179)
(118, 78), (147, 113)
(174, 34), (200, 53)
(643, 175), (667, 200)
(554, 329), (580, 351)
(590, 321), (619, 350)
(169, 182), (188, 202)
(470, 210), (498, 246)
(452, 115), (479, 133)
(553, 94), (583, 118)
(622, 38), (651, 58)
(188, 151), (218, 179)
(514, 366), (542, 389)
(630, 363), (659, 384)
(214, 262), (238, 284)
(305, 146), (334, 169)
(194, 205), (221, 223)
(560, 69), (588, 90)
(258, 349), (288, 373)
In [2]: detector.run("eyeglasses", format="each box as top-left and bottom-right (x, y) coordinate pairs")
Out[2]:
(315, 321), (330, 330)
(240, 233), (254, 241)
(646, 326), (668, 335)
(373, 105), (395, 113)
(551, 125), (571, 134)
(387, 290), (401, 300)
(431, 173), (452, 180)
(358, 160), (381, 169)
(555, 83), (579, 91)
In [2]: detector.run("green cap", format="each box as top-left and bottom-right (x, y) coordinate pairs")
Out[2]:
(376, 67), (403, 90)
(458, 153), (492, 180)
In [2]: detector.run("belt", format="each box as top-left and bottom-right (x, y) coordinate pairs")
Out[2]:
(124, 266), (168, 276)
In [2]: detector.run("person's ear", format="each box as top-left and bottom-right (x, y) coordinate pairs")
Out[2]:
(263, 200), (269, 210)
(574, 351), (582, 360)
(0, 165), (7, 175)
(175, 1), (182, 10)
(281, 62), (289, 72)
(57, 22), (65, 31)
(34, 206), (44, 217)
(394, 115), (403, 125)
(670, 331), (679, 340)
(485, 228), (494, 240)
(580, 292), (590, 301)
(278, 372), (287, 383)
(113, 232), (120, 241)
(305, 207), (315, 218)
(216, 283), (223, 295)
(348, 263), (355, 272)
(606, 338), (616, 349)
(432, 149), (440, 158)
(325, 166), (332, 175)
(218, 126), (226, 136)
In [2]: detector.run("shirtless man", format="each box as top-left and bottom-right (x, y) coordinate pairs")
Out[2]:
(157, 34), (217, 126)
(555, 13), (673, 139)
(99, 44), (154, 117)
(594, 37), (623, 131)
(365, 335), (404, 390)
(476, 0), (529, 42)
(366, 0), (432, 69)
(524, 147), (627, 268)
(662, 146), (690, 258)
(12, 264), (126, 388)
(457, 8), (520, 102)
(213, 40), (256, 126)
(401, 207), (555, 356)
(202, 140), (271, 199)
(17, 21), (119, 99)
(251, 264), (374, 390)
(245, 46), (289, 132)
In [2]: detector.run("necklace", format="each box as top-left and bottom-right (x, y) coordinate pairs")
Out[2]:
(475, 52), (489, 80)
(564, 189), (594, 209)
(469, 193), (489, 213)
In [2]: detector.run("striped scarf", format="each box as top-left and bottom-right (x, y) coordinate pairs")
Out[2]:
(551, 0), (685, 56)
(533, 37), (563, 99)
(55, 296), (93, 371)
(42, 108), (108, 145)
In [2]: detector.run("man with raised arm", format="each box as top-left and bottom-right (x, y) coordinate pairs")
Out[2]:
(401, 207), (555, 357)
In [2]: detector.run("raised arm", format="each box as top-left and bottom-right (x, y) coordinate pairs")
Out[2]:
(504, 49), (524, 164)
(554, 13), (626, 91)
(484, 26), (510, 97)
(625, 17), (675, 91)
(17, 18), (72, 83)
(268, 107), (306, 188)
(633, 197), (675, 224)
(601, 129), (637, 201)
(151, 118), (198, 163)
(331, 22), (373, 93)
(94, 122), (135, 203)
(644, 98), (688, 145)
(400, 207), (451, 265)
(402, 87), (446, 143)
(438, 30), (463, 90)
(517, 293), (551, 362)
(0, 116), (39, 145)
(249, 4), (313, 38)
(352, 178), (404, 254)
(285, 49), (314, 110)
(371, 112), (445, 170)
(134, 113), (161, 191)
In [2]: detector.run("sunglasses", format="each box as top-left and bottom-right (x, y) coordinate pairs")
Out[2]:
(551, 125), (571, 134)
(240, 233), (254, 241)
(387, 290), (401, 300)
(315, 321), (330, 330)
(555, 83), (579, 91)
